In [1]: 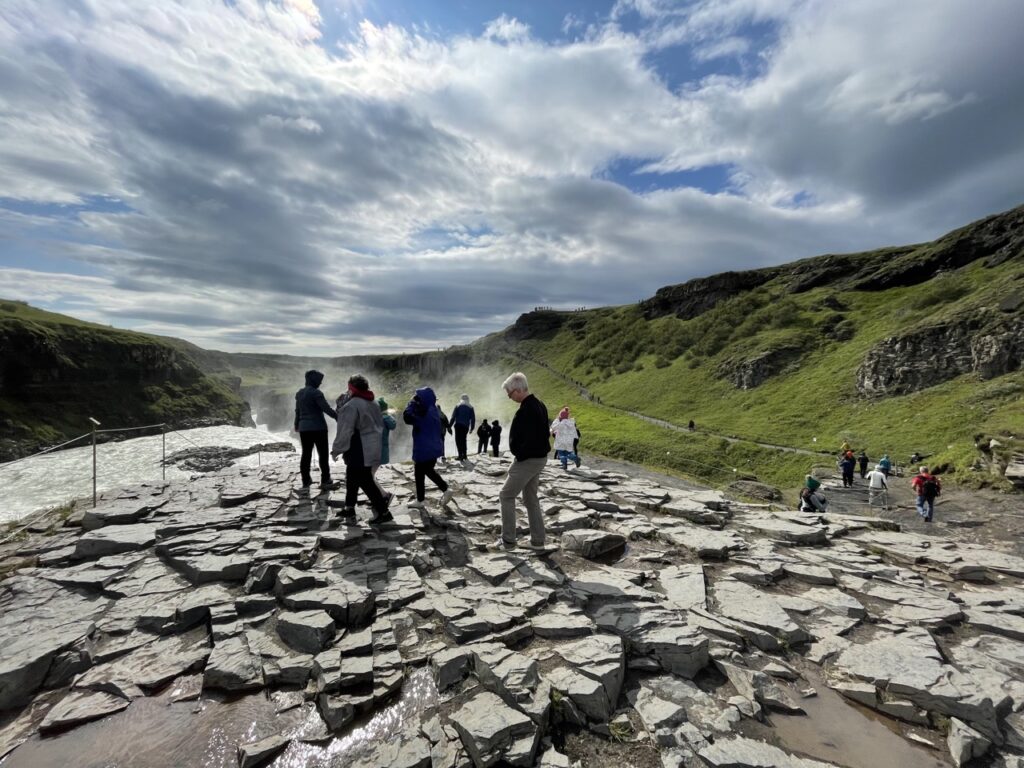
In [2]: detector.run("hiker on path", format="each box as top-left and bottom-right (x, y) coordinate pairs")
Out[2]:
(551, 406), (581, 471)
(437, 403), (452, 462)
(403, 387), (454, 510)
(857, 450), (869, 479)
(331, 375), (391, 524)
(451, 394), (476, 462)
(294, 370), (337, 490)
(496, 372), (550, 550)
(911, 466), (941, 522)
(489, 420), (502, 457)
(866, 464), (888, 508)
(839, 452), (856, 487)
(799, 475), (828, 513)
(878, 454), (892, 477)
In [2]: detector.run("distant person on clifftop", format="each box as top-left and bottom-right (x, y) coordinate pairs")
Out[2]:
(551, 406), (581, 471)
(403, 387), (454, 510)
(294, 370), (337, 490)
(911, 466), (941, 523)
(489, 420), (502, 456)
(858, 450), (869, 479)
(331, 375), (391, 525)
(496, 372), (550, 550)
(451, 394), (476, 463)
(476, 419), (491, 455)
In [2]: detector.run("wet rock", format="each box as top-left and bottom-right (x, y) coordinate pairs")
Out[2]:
(948, 717), (991, 767)
(431, 647), (473, 691)
(38, 690), (130, 733)
(238, 733), (291, 768)
(561, 530), (627, 560)
(317, 693), (354, 731)
(700, 735), (836, 767)
(451, 690), (538, 767)
(277, 610), (335, 654)
(204, 635), (263, 692)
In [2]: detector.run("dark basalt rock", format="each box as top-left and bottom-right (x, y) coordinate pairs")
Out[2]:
(640, 269), (780, 321)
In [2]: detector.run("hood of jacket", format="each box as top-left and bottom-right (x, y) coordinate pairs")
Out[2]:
(305, 370), (324, 388)
(415, 387), (437, 408)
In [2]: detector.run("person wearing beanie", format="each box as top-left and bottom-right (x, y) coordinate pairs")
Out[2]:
(799, 474), (827, 512)
(489, 419), (502, 457)
(451, 393), (476, 462)
(294, 370), (338, 490)
(331, 374), (391, 525)
(403, 386), (454, 510)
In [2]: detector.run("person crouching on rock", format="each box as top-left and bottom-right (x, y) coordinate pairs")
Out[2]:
(496, 372), (550, 550)
(403, 386), (454, 510)
(331, 375), (392, 525)
(294, 369), (337, 490)
(799, 475), (828, 513)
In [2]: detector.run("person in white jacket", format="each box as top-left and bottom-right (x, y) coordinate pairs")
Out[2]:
(550, 406), (581, 470)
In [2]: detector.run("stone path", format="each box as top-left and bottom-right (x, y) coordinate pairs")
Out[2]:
(2, 455), (1024, 768)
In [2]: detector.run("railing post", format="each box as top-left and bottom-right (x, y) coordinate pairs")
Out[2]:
(88, 417), (101, 507)
(162, 424), (166, 482)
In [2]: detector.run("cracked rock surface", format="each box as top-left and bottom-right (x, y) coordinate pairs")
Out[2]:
(2, 456), (1024, 768)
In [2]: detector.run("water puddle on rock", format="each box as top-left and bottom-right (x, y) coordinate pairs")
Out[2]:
(1, 669), (439, 768)
(763, 670), (950, 768)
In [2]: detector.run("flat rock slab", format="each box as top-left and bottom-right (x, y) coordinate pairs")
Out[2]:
(659, 564), (706, 611)
(277, 610), (336, 653)
(561, 530), (627, 560)
(81, 498), (165, 531)
(452, 690), (537, 767)
(39, 690), (130, 733)
(700, 736), (836, 767)
(714, 579), (809, 648)
(75, 525), (157, 559)
(238, 733), (291, 768)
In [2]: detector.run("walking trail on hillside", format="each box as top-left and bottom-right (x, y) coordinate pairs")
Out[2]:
(2, 453), (1024, 768)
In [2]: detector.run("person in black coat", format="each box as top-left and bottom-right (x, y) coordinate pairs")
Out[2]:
(476, 419), (491, 454)
(294, 370), (337, 489)
(489, 420), (502, 457)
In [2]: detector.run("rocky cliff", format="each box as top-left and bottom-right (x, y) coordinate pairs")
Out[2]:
(0, 302), (250, 460)
(640, 269), (781, 321)
(856, 308), (1024, 396)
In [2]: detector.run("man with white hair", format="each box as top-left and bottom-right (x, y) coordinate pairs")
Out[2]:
(497, 372), (550, 550)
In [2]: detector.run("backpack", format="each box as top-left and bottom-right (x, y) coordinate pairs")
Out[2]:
(922, 476), (940, 500)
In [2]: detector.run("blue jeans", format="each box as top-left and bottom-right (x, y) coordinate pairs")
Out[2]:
(555, 449), (580, 469)
(916, 495), (934, 520)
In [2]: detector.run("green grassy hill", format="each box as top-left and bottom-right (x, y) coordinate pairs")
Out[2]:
(0, 301), (249, 460)
(456, 205), (1024, 494)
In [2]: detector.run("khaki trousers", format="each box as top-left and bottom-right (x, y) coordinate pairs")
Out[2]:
(499, 457), (547, 546)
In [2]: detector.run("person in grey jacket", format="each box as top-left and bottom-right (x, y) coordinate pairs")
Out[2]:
(332, 375), (391, 524)
(294, 370), (337, 489)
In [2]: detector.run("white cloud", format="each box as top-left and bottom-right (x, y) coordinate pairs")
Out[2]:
(0, 0), (1022, 354)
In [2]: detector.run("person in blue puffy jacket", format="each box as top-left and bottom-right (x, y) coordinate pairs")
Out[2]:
(402, 386), (453, 509)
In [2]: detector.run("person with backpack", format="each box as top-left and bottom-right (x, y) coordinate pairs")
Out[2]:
(476, 419), (491, 455)
(911, 466), (941, 522)
(839, 452), (856, 487)
(799, 475), (828, 513)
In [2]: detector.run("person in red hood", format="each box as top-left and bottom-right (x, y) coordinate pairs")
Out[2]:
(910, 466), (941, 523)
(332, 374), (392, 525)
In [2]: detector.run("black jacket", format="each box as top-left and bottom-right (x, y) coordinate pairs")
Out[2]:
(509, 394), (550, 460)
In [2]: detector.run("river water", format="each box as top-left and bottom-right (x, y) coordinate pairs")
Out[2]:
(0, 424), (299, 525)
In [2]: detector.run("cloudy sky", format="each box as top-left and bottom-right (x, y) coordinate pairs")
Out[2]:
(2, 0), (1023, 355)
